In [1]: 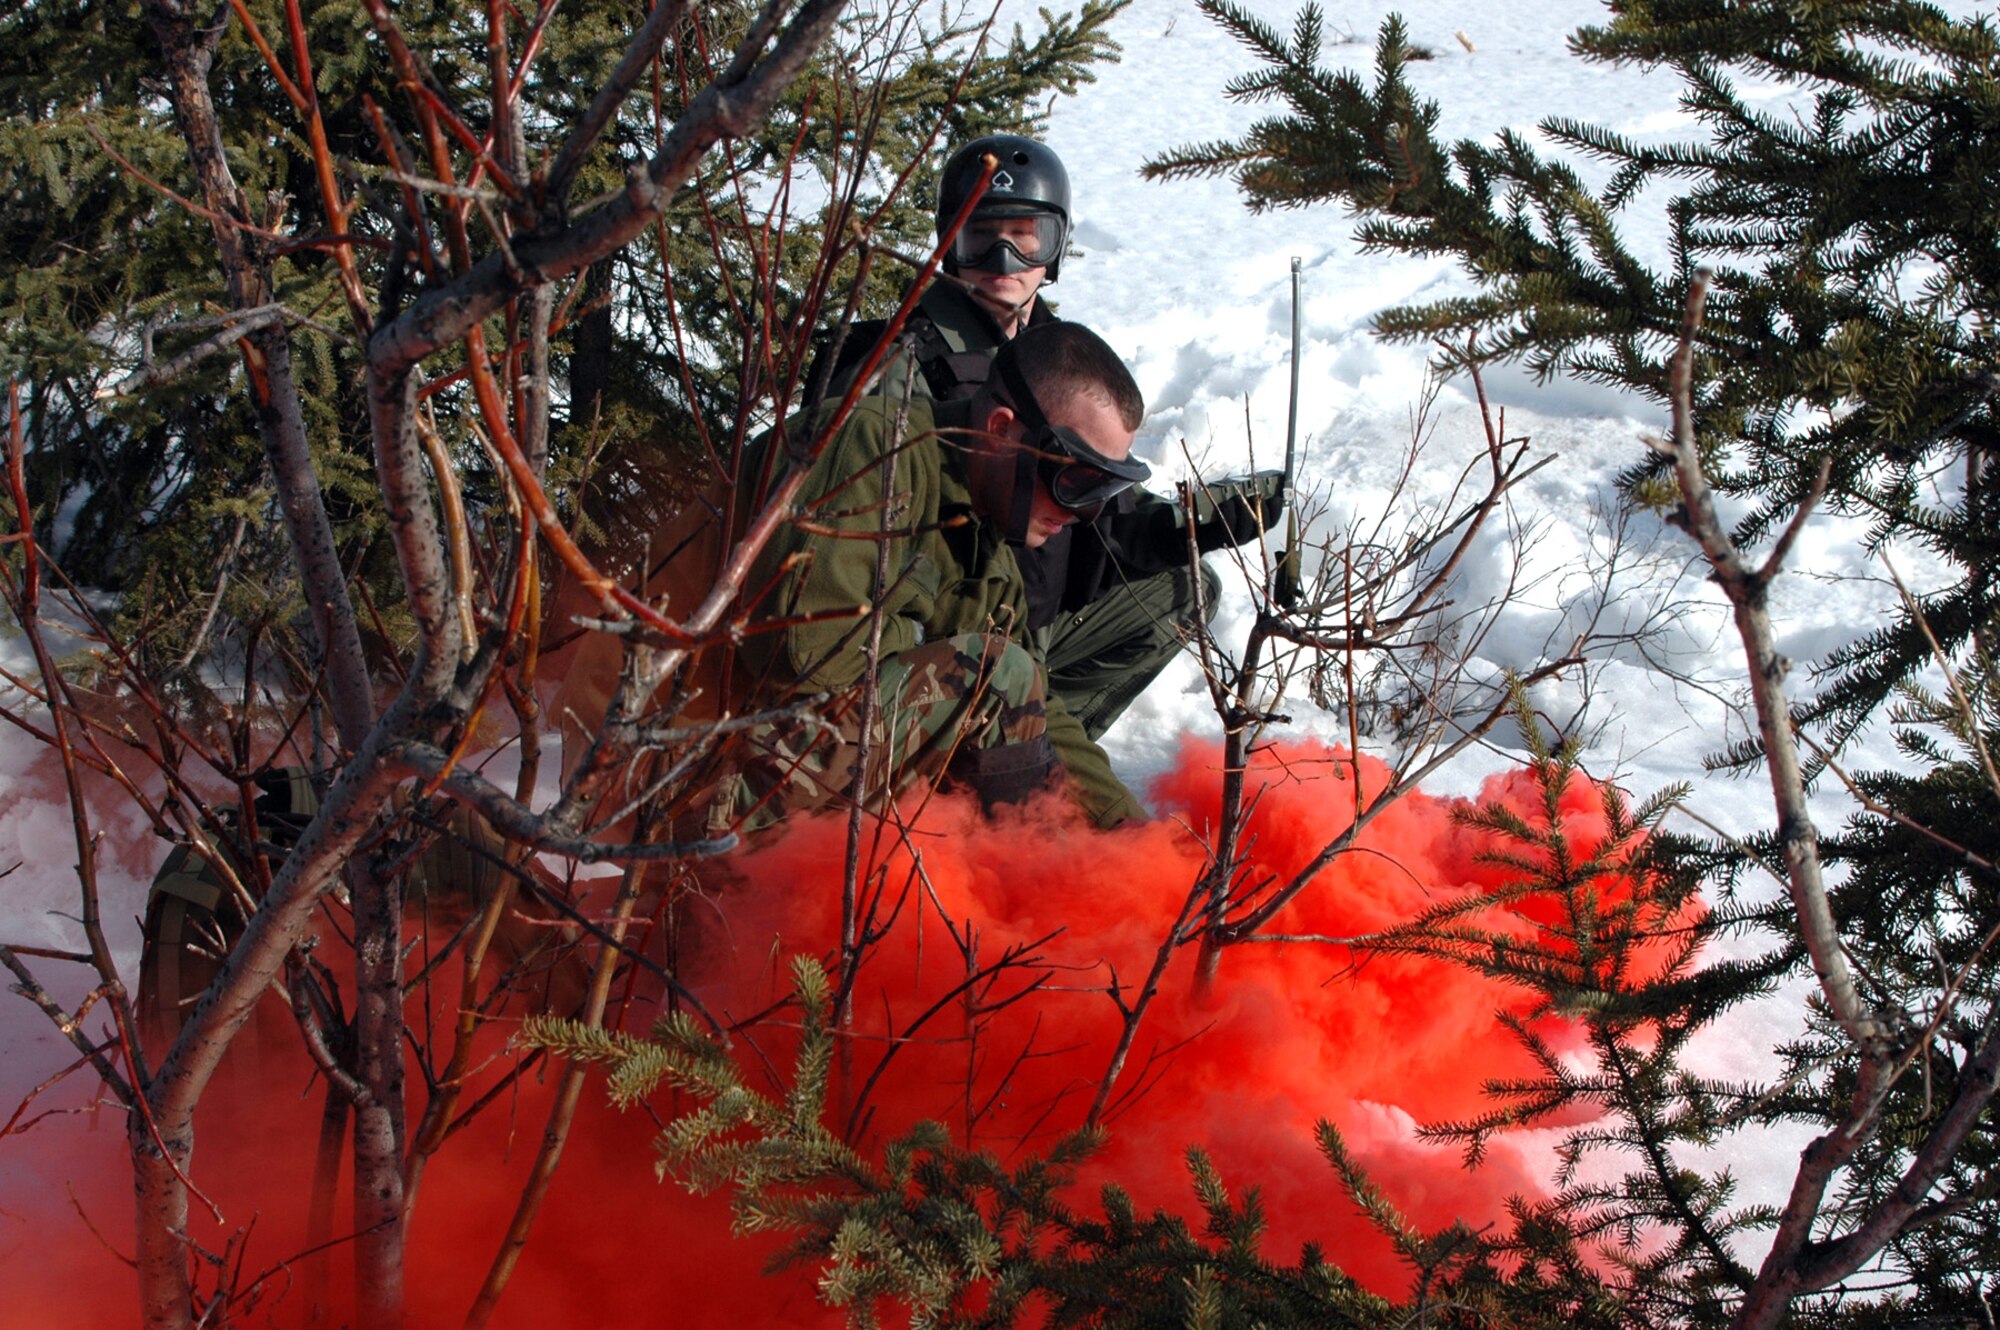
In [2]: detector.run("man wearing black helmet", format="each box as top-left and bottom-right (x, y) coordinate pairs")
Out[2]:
(818, 133), (1286, 747)
(937, 136), (1071, 338)
(551, 284), (1153, 829)
(820, 135), (1074, 402)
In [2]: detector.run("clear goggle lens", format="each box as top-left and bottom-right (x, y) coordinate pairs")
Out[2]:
(951, 212), (1066, 271)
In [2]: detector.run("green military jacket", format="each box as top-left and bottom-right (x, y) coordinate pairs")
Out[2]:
(739, 394), (1144, 827)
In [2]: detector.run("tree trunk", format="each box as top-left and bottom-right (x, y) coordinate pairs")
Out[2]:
(137, 6), (389, 1323)
(351, 856), (407, 1327)
(131, 1093), (195, 1330)
(568, 259), (615, 433)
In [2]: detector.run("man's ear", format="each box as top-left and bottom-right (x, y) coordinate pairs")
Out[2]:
(979, 403), (1017, 447)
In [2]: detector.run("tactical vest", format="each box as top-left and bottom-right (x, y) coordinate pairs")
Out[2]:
(137, 767), (320, 1050)
(812, 312), (993, 403)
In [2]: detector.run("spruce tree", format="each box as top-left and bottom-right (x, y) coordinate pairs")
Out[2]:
(527, 959), (1398, 1330)
(516, 10), (2000, 1324)
(0, 2), (1132, 1321)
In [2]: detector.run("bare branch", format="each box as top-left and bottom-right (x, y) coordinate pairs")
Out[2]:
(369, 0), (850, 378)
(1799, 1008), (2000, 1291)
(0, 947), (133, 1102)
(543, 0), (695, 206)
(392, 742), (737, 861)
(1756, 455), (1834, 585)
(94, 305), (289, 399)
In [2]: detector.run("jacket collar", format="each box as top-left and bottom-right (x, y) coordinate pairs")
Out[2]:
(919, 278), (1052, 354)
(927, 396), (1020, 574)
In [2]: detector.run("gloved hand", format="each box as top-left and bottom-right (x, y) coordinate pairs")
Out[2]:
(1180, 470), (1288, 553)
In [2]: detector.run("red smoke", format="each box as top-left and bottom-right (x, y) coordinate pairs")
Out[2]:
(698, 737), (1642, 1297)
(0, 738), (1664, 1327)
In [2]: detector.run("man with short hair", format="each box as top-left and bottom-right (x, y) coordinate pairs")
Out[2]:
(734, 321), (1151, 828)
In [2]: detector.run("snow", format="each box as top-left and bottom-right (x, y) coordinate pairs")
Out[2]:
(1014, 0), (1966, 806)
(1043, 2), (1705, 793)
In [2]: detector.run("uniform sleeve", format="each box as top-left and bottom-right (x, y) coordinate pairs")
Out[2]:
(771, 405), (934, 693)
(1096, 489), (1193, 579)
(1045, 692), (1146, 827)
(1096, 477), (1286, 578)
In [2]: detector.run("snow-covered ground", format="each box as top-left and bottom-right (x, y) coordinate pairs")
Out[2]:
(1042, 0), (1923, 808)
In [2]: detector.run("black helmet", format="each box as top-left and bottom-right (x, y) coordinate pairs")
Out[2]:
(936, 134), (1071, 281)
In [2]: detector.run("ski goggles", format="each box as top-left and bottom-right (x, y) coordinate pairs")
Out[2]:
(951, 210), (1066, 274)
(1038, 438), (1142, 515)
(993, 350), (1150, 516)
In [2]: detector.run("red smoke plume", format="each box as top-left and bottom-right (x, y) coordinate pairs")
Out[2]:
(0, 738), (1660, 1327)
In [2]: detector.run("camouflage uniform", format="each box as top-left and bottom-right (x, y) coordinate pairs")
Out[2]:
(731, 392), (1144, 827)
(734, 631), (1051, 826)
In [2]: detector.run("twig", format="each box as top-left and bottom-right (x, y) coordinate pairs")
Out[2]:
(837, 379), (914, 1030)
(1802, 732), (1995, 877)
(392, 742), (736, 861)
(175, 514), (250, 673)
(543, 0), (695, 205)
(0, 947), (133, 1100)
(95, 306), (291, 399)
(1880, 553), (2000, 803)
(464, 846), (654, 1327)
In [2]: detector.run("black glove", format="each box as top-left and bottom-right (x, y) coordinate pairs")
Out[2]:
(947, 734), (1058, 813)
(1181, 470), (1288, 553)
